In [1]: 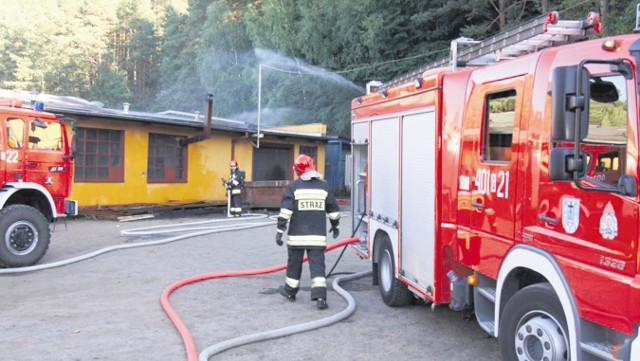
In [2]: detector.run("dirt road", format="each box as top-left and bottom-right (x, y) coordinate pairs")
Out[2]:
(0, 212), (500, 361)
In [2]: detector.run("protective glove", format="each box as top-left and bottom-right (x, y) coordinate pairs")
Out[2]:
(275, 233), (283, 246)
(330, 225), (339, 239)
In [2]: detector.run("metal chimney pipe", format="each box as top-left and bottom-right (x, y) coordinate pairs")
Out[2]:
(204, 94), (213, 136)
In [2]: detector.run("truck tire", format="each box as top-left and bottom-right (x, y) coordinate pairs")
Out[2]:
(0, 204), (50, 268)
(499, 283), (569, 361)
(378, 237), (413, 306)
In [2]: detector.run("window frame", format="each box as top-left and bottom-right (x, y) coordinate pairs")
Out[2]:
(581, 72), (630, 187)
(483, 89), (516, 163)
(7, 117), (25, 149)
(74, 127), (124, 183)
(147, 133), (188, 183)
(252, 143), (292, 181)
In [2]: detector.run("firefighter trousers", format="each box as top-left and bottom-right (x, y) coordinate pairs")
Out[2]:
(283, 247), (327, 300)
(230, 193), (242, 216)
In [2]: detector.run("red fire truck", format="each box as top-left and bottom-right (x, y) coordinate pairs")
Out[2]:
(350, 11), (640, 361)
(0, 98), (76, 267)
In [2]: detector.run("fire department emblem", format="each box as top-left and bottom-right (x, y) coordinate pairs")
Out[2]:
(562, 197), (580, 234)
(599, 202), (618, 240)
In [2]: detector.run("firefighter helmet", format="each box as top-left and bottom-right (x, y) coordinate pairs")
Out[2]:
(230, 160), (238, 168)
(293, 154), (316, 176)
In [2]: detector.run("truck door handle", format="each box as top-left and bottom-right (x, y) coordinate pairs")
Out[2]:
(25, 161), (37, 168)
(472, 201), (485, 210)
(537, 214), (559, 225)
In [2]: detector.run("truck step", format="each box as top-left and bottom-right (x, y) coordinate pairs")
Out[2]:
(351, 242), (369, 257)
(479, 320), (495, 335)
(477, 286), (496, 303)
(473, 274), (497, 335)
(580, 341), (619, 361)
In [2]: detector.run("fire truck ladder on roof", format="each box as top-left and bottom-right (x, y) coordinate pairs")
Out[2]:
(384, 11), (602, 89)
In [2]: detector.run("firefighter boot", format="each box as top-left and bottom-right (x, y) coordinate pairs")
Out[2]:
(316, 298), (328, 310)
(278, 286), (295, 301)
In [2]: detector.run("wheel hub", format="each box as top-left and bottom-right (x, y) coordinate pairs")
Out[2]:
(380, 250), (393, 292)
(6, 221), (38, 255)
(515, 315), (567, 361)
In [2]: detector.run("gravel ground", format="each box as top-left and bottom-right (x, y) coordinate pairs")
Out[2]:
(0, 210), (500, 361)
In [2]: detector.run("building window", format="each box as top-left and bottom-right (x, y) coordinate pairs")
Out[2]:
(147, 133), (187, 183)
(74, 127), (124, 182)
(299, 145), (318, 162)
(253, 145), (291, 181)
(484, 89), (516, 162)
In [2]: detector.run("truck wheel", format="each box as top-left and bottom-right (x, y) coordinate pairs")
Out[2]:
(0, 205), (50, 267)
(378, 238), (413, 306)
(499, 283), (569, 361)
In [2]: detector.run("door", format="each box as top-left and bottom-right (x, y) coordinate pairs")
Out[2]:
(457, 76), (525, 274)
(23, 118), (68, 199)
(529, 70), (638, 331)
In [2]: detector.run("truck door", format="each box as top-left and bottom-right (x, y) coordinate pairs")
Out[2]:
(23, 118), (67, 199)
(532, 70), (638, 298)
(457, 76), (524, 274)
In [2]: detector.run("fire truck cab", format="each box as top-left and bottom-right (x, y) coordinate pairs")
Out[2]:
(0, 98), (76, 267)
(350, 11), (640, 361)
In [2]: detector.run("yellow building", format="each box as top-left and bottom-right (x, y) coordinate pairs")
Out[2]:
(5, 91), (331, 212)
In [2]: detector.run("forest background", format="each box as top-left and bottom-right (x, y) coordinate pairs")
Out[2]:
(1, 0), (638, 137)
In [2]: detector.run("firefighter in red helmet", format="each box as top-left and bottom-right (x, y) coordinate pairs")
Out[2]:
(275, 154), (340, 309)
(223, 160), (245, 217)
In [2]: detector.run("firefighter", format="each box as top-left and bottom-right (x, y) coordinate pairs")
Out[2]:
(223, 160), (245, 217)
(275, 154), (340, 310)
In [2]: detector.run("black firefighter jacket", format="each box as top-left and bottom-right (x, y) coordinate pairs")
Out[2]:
(277, 177), (340, 248)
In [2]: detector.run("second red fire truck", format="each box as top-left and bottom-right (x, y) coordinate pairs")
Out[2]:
(350, 10), (640, 361)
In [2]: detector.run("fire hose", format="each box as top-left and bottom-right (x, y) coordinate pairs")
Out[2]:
(121, 213), (366, 360)
(0, 212), (368, 361)
(200, 270), (370, 360)
(0, 213), (273, 274)
(160, 236), (365, 361)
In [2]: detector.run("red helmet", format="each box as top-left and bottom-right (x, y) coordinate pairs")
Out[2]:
(293, 154), (316, 176)
(230, 160), (238, 168)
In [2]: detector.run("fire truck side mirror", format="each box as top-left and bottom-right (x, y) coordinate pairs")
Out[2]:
(30, 117), (48, 131)
(551, 66), (589, 142)
(66, 118), (78, 159)
(618, 175), (637, 197)
(549, 147), (587, 181)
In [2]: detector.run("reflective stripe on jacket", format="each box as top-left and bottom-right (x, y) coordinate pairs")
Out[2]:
(277, 177), (340, 248)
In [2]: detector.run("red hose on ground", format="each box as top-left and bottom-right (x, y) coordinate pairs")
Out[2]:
(160, 236), (361, 361)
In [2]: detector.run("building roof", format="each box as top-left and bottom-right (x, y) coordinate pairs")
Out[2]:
(0, 89), (330, 142)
